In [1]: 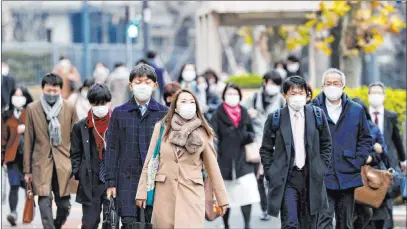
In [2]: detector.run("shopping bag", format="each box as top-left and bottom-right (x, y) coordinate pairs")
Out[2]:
(133, 208), (153, 229)
(398, 171), (407, 200)
(22, 182), (34, 224)
(102, 198), (119, 229)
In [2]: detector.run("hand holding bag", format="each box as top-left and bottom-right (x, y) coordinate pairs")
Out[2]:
(204, 175), (221, 221)
(245, 141), (260, 163)
(22, 182), (34, 224)
(102, 198), (119, 229)
(354, 165), (393, 208)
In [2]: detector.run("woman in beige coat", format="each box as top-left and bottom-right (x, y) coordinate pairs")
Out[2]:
(136, 88), (229, 228)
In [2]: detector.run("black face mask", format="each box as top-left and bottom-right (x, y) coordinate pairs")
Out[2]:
(44, 94), (60, 105)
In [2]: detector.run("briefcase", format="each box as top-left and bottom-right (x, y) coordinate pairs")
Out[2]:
(23, 182), (34, 224)
(102, 198), (119, 229)
(355, 165), (393, 208)
(133, 208), (153, 229)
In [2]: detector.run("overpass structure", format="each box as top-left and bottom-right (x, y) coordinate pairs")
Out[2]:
(195, 1), (321, 85)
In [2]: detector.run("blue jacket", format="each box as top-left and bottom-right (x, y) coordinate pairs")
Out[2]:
(312, 93), (372, 190)
(104, 97), (168, 216)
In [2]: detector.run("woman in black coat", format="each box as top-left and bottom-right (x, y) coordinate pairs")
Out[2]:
(211, 83), (260, 229)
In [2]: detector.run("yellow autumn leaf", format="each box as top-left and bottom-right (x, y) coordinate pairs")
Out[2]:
(245, 36), (253, 45)
(351, 49), (359, 55)
(316, 22), (325, 32)
(319, 1), (326, 11)
(278, 27), (288, 38)
(324, 35), (335, 43)
(298, 37), (310, 45)
(305, 19), (317, 28)
(384, 4), (396, 13)
(371, 15), (386, 26)
(371, 1), (381, 8)
(372, 34), (384, 45)
(322, 46), (332, 55)
(356, 9), (372, 20)
(390, 16), (407, 28)
(357, 37), (366, 46)
(332, 1), (351, 16)
(305, 13), (317, 20)
(296, 25), (310, 36)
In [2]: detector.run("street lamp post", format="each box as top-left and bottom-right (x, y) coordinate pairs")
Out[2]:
(142, 0), (150, 57)
(82, 0), (90, 80)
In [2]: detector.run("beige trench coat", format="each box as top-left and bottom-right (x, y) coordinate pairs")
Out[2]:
(24, 100), (78, 197)
(136, 123), (228, 228)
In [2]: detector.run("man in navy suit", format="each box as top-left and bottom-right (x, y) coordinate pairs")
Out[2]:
(104, 63), (168, 228)
(313, 68), (373, 229)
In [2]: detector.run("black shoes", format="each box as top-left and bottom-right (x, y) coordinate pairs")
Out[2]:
(7, 212), (17, 226)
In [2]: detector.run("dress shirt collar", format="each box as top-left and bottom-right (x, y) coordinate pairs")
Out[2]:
(288, 105), (305, 119)
(326, 98), (342, 110)
(369, 106), (384, 115)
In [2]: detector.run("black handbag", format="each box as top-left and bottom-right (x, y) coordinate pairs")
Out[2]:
(133, 208), (153, 229)
(102, 198), (119, 229)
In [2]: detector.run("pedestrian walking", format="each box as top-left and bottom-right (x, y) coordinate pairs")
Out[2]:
(136, 88), (228, 228)
(93, 63), (110, 84)
(260, 76), (332, 229)
(52, 56), (81, 99)
(23, 73), (78, 229)
(274, 61), (287, 80)
(367, 81), (406, 229)
(195, 75), (222, 121)
(68, 77), (96, 120)
(285, 55), (302, 78)
(1, 86), (33, 226)
(104, 63), (168, 228)
(203, 68), (226, 97)
(71, 84), (112, 229)
(1, 62), (16, 112)
(211, 83), (260, 229)
(352, 98), (391, 229)
(177, 63), (197, 90)
(163, 82), (181, 107)
(312, 68), (373, 229)
(243, 70), (285, 221)
(106, 63), (130, 109)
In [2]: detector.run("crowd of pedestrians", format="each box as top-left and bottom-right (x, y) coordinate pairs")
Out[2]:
(1, 52), (406, 229)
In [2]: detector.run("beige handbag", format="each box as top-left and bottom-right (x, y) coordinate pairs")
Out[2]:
(354, 165), (393, 208)
(245, 142), (261, 163)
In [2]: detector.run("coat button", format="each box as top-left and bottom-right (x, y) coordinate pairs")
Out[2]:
(86, 140), (89, 143)
(282, 178), (285, 181)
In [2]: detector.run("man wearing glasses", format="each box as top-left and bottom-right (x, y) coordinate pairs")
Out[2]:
(312, 68), (373, 229)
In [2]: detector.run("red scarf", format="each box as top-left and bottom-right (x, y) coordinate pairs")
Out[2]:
(223, 103), (241, 128)
(87, 110), (111, 159)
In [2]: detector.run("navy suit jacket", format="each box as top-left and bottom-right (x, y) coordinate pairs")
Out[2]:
(104, 97), (168, 216)
(312, 93), (372, 190)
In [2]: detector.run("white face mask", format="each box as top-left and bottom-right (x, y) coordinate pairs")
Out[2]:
(323, 86), (343, 101)
(288, 95), (306, 111)
(287, 63), (299, 73)
(225, 95), (240, 107)
(132, 83), (154, 101)
(275, 68), (287, 79)
(265, 84), (281, 96)
(177, 103), (196, 120)
(92, 105), (109, 118)
(11, 96), (27, 108)
(182, 70), (196, 82)
(2, 66), (9, 76)
(368, 94), (385, 108)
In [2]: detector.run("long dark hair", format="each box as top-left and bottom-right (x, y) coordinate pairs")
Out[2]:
(2, 86), (34, 122)
(162, 88), (214, 140)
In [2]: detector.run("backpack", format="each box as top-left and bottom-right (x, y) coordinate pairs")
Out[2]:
(270, 106), (324, 139)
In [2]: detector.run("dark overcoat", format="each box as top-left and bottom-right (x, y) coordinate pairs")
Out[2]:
(260, 105), (332, 217)
(312, 93), (373, 190)
(104, 97), (168, 217)
(382, 110), (406, 169)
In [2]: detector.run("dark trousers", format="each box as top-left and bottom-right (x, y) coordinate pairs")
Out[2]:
(281, 168), (316, 229)
(318, 188), (355, 229)
(81, 184), (108, 229)
(255, 163), (267, 212)
(38, 165), (71, 229)
(121, 207), (153, 229)
(354, 203), (373, 229)
(384, 199), (393, 229)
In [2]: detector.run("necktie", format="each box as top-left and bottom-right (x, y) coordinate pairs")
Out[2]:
(139, 104), (147, 116)
(99, 158), (106, 183)
(294, 112), (305, 169)
(374, 112), (379, 125)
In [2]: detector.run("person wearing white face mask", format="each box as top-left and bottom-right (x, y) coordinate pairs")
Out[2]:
(211, 83), (259, 229)
(312, 68), (373, 229)
(68, 77), (95, 120)
(367, 81), (406, 229)
(260, 76), (332, 228)
(2, 87), (33, 227)
(195, 75), (222, 121)
(177, 63), (197, 90)
(243, 70), (285, 220)
(104, 63), (168, 227)
(136, 88), (228, 228)
(70, 84), (115, 228)
(286, 55), (302, 78)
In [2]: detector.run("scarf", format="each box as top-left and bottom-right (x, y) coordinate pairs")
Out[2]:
(169, 114), (203, 154)
(87, 109), (111, 159)
(40, 94), (63, 146)
(223, 103), (241, 127)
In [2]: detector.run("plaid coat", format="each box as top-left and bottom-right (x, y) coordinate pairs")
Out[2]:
(104, 97), (168, 217)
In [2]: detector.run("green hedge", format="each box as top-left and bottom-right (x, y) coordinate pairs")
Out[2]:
(226, 74), (263, 88)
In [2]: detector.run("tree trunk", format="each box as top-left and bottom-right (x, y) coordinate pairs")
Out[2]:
(339, 4), (362, 88)
(330, 19), (343, 69)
